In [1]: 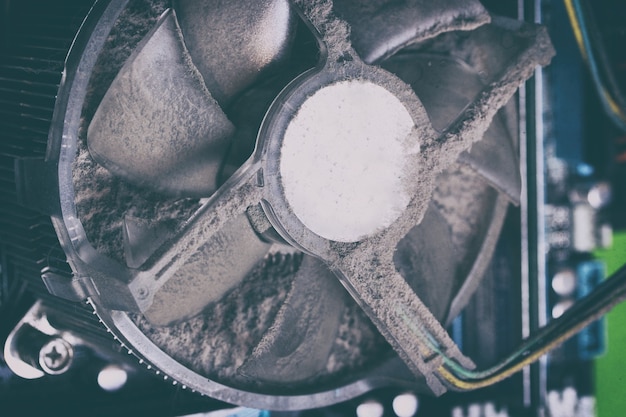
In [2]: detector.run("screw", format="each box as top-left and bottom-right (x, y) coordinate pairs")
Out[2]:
(38, 338), (73, 375)
(136, 287), (149, 300)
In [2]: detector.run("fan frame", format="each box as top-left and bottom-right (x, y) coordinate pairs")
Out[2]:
(37, 0), (544, 409)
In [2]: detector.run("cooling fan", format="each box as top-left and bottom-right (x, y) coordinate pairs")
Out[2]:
(16, 0), (554, 410)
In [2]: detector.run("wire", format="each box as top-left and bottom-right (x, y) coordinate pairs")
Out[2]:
(563, 0), (626, 132)
(432, 262), (626, 391)
(438, 308), (604, 390)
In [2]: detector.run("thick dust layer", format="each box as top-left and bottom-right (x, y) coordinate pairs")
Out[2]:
(132, 253), (388, 393)
(73, 137), (200, 262)
(432, 164), (497, 274)
(74, 0), (193, 263)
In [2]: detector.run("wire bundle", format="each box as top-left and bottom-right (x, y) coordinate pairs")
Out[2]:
(564, 0), (626, 132)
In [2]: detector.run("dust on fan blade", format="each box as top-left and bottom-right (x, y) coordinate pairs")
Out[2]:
(87, 0), (296, 197)
(141, 213), (271, 326)
(123, 215), (175, 269)
(332, 0), (490, 63)
(238, 256), (346, 384)
(394, 202), (459, 323)
(87, 10), (234, 197)
(382, 52), (521, 204)
(174, 0), (296, 106)
(131, 251), (387, 392)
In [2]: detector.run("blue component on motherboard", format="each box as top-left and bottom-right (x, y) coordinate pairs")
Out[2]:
(576, 261), (607, 359)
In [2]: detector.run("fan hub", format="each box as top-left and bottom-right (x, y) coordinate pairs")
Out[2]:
(278, 80), (419, 243)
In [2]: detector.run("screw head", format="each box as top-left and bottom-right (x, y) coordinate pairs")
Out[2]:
(39, 338), (73, 375)
(136, 287), (149, 300)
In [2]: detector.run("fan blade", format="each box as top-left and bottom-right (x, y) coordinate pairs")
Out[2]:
(238, 256), (345, 384)
(458, 113), (521, 204)
(174, 0), (296, 106)
(142, 213), (271, 326)
(394, 202), (458, 322)
(332, 0), (490, 64)
(87, 10), (234, 197)
(429, 164), (511, 325)
(382, 54), (521, 203)
(123, 215), (176, 269)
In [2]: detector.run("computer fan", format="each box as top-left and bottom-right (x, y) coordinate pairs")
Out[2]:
(4, 0), (555, 411)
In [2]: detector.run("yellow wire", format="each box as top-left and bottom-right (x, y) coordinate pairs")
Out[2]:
(563, 0), (626, 125)
(607, 94), (625, 118)
(437, 315), (600, 391)
(563, 0), (587, 60)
